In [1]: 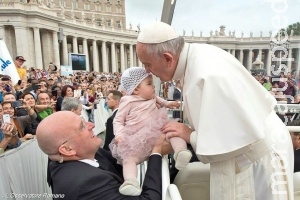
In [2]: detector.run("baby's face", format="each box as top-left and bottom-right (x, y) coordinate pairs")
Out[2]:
(136, 75), (155, 100)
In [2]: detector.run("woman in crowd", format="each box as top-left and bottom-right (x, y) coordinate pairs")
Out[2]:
(0, 103), (22, 152)
(16, 92), (40, 135)
(55, 85), (74, 111)
(2, 101), (35, 141)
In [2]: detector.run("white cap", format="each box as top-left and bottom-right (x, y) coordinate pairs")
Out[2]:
(137, 21), (179, 44)
(121, 67), (151, 95)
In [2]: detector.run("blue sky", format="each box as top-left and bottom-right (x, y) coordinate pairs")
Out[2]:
(125, 0), (300, 37)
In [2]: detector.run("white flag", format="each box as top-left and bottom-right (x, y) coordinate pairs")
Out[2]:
(0, 39), (20, 85)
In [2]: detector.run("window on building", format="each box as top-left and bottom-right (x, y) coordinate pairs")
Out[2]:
(116, 7), (122, 14)
(106, 0), (110, 3)
(84, 3), (90, 10)
(95, 3), (101, 11)
(107, 19), (111, 27)
(72, 0), (78, 9)
(59, 0), (66, 7)
(117, 0), (121, 5)
(106, 5), (111, 12)
(117, 20), (121, 28)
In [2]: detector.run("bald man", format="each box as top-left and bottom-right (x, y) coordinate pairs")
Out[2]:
(36, 111), (170, 199)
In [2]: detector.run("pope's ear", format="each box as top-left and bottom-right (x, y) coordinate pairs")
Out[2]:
(163, 52), (173, 63)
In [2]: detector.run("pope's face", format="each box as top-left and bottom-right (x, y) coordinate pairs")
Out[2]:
(136, 42), (174, 82)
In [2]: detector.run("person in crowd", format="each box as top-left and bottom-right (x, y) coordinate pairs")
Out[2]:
(103, 90), (122, 151)
(287, 119), (300, 173)
(0, 103), (22, 152)
(279, 72), (297, 102)
(16, 92), (39, 135)
(3, 92), (16, 102)
(79, 83), (94, 122)
(61, 97), (82, 116)
(14, 56), (27, 80)
(2, 101), (35, 141)
(262, 76), (272, 91)
(36, 111), (171, 199)
(35, 92), (56, 121)
(110, 67), (189, 196)
(95, 87), (104, 100)
(136, 21), (293, 199)
(172, 80), (181, 119)
(1, 77), (16, 95)
(47, 78), (55, 88)
(56, 85), (74, 111)
(294, 94), (300, 103)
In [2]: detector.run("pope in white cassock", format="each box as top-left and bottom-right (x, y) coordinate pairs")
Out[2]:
(136, 22), (294, 200)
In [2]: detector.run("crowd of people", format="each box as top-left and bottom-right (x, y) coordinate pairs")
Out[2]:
(1, 21), (299, 199)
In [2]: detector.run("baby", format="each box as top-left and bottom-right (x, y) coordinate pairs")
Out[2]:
(109, 67), (192, 196)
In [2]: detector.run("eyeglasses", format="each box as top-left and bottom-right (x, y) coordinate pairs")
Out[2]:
(61, 117), (86, 145)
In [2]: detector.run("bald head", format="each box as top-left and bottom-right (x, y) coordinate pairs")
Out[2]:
(36, 111), (81, 160)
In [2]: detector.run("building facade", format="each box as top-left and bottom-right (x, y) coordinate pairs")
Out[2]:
(0, 0), (300, 75)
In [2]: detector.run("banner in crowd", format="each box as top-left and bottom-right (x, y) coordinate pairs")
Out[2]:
(60, 65), (73, 77)
(0, 39), (20, 85)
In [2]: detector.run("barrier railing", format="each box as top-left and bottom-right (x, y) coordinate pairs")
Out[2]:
(0, 138), (52, 200)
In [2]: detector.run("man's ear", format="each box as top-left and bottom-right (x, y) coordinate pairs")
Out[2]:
(163, 52), (173, 65)
(59, 144), (76, 157)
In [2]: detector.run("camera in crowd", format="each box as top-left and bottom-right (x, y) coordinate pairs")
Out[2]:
(11, 100), (23, 109)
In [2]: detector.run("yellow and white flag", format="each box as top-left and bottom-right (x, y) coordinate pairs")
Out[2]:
(0, 38), (20, 85)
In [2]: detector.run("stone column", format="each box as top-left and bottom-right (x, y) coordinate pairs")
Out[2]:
(111, 42), (116, 72)
(52, 30), (60, 67)
(101, 41), (108, 72)
(133, 46), (137, 66)
(239, 49), (244, 65)
(33, 27), (43, 69)
(248, 49), (253, 71)
(258, 49), (262, 61)
(296, 48), (300, 75)
(120, 43), (125, 72)
(72, 36), (78, 53)
(287, 48), (293, 72)
(0, 25), (5, 42)
(231, 49), (235, 57)
(62, 34), (68, 65)
(93, 40), (99, 72)
(15, 26), (30, 63)
(82, 38), (90, 71)
(129, 44), (134, 67)
(266, 49), (272, 75)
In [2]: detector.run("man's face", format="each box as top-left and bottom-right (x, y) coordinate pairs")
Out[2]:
(81, 84), (87, 91)
(64, 115), (102, 158)
(47, 80), (54, 86)
(38, 93), (50, 105)
(15, 59), (24, 68)
(3, 94), (16, 102)
(106, 93), (118, 110)
(136, 43), (175, 81)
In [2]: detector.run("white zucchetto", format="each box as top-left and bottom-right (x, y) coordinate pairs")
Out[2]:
(137, 21), (179, 44)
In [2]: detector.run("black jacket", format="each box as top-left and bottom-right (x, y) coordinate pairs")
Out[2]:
(49, 148), (162, 200)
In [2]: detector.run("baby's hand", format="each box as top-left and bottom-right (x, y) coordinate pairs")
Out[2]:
(167, 101), (180, 109)
(115, 135), (124, 144)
